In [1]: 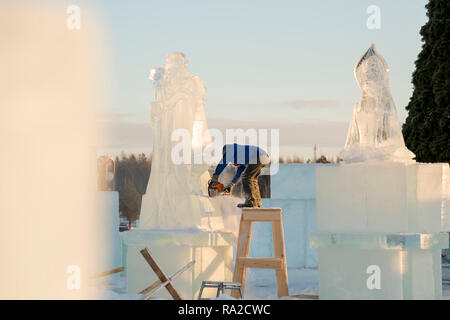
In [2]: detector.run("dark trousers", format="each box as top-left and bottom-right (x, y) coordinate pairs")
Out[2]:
(241, 163), (265, 207)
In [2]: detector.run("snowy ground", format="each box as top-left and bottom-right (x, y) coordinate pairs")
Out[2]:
(90, 268), (318, 300)
(244, 268), (318, 299)
(91, 267), (450, 300)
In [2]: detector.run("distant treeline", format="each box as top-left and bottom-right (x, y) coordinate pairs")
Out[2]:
(279, 155), (342, 164)
(99, 153), (338, 224)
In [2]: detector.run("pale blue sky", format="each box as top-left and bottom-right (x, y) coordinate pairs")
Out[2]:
(84, 0), (428, 158)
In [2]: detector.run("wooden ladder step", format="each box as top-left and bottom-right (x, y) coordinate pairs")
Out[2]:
(238, 257), (282, 269)
(242, 208), (281, 221)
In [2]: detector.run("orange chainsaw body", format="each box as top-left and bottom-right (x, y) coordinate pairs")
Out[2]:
(208, 180), (228, 197)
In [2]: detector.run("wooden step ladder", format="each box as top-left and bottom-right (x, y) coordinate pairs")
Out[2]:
(231, 207), (289, 298)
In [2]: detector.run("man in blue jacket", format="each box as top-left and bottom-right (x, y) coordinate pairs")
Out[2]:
(211, 144), (271, 208)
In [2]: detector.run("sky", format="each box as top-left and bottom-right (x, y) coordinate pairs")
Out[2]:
(80, 0), (428, 159)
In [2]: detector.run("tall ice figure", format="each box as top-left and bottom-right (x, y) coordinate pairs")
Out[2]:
(123, 54), (235, 298)
(140, 52), (220, 229)
(340, 44), (415, 163)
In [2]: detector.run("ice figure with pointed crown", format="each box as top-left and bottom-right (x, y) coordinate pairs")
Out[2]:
(139, 53), (219, 229)
(339, 44), (415, 163)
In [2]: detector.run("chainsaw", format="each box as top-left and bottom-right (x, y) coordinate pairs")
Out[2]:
(207, 179), (231, 198)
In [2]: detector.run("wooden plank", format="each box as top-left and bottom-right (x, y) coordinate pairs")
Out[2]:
(241, 207), (282, 212)
(239, 257), (282, 269)
(272, 219), (289, 298)
(242, 211), (281, 222)
(231, 263), (246, 299)
(91, 266), (124, 279)
(139, 279), (162, 295)
(143, 260), (195, 297)
(242, 208), (281, 222)
(145, 279), (172, 300)
(140, 248), (183, 300)
(231, 218), (252, 298)
(272, 221), (286, 260)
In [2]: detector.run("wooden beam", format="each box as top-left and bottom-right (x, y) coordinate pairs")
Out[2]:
(139, 279), (162, 295)
(238, 257), (282, 269)
(272, 219), (289, 297)
(242, 208), (281, 222)
(144, 261), (195, 300)
(231, 217), (252, 298)
(140, 248), (183, 300)
(91, 266), (124, 279)
(241, 207), (282, 212)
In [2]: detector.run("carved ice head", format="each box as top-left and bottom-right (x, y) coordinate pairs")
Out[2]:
(165, 52), (188, 70)
(354, 44), (390, 93)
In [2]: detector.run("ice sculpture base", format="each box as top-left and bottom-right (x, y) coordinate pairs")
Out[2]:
(121, 229), (236, 299)
(311, 232), (448, 299)
(139, 193), (225, 230)
(316, 162), (450, 233)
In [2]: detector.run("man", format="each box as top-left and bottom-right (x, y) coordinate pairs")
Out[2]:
(211, 144), (271, 208)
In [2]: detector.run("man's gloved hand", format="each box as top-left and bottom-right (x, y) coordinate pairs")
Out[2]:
(223, 183), (234, 194)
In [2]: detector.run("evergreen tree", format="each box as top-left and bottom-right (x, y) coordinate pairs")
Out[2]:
(403, 0), (449, 163)
(120, 179), (141, 225)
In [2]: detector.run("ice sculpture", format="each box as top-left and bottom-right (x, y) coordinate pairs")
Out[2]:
(311, 44), (449, 300)
(126, 54), (235, 299)
(139, 53), (218, 229)
(340, 44), (415, 163)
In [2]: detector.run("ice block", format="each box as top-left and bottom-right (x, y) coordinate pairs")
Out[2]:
(311, 232), (448, 299)
(316, 163), (450, 233)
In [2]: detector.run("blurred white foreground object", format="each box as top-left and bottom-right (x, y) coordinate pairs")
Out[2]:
(0, 2), (105, 298)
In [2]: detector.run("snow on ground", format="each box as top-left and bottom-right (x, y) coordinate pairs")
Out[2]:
(244, 268), (318, 299)
(91, 268), (318, 300)
(88, 274), (145, 300)
(92, 268), (450, 300)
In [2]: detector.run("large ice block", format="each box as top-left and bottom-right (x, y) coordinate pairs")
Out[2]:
(122, 229), (235, 299)
(270, 164), (329, 200)
(311, 232), (448, 299)
(316, 163), (450, 233)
